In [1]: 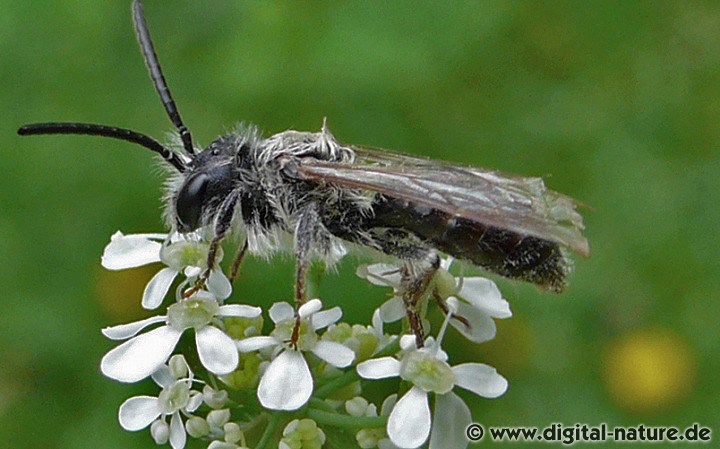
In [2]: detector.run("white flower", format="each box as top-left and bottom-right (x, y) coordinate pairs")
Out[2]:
(357, 258), (512, 342)
(101, 231), (231, 309)
(118, 356), (203, 449)
(101, 291), (260, 382)
(236, 299), (355, 411)
(357, 334), (508, 449)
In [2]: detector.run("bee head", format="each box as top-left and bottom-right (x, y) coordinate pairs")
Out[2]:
(174, 135), (242, 233)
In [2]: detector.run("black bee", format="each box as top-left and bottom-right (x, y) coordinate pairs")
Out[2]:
(18, 0), (588, 346)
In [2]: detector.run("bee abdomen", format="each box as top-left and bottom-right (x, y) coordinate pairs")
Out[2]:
(441, 218), (568, 292)
(370, 197), (569, 292)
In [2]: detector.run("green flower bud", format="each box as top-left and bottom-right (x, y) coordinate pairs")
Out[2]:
(220, 352), (262, 389)
(223, 315), (264, 340)
(168, 355), (189, 379)
(185, 417), (210, 438)
(224, 422), (242, 444)
(151, 419), (169, 444)
(207, 409), (231, 429)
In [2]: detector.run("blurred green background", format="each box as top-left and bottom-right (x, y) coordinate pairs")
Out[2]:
(2, 1), (718, 448)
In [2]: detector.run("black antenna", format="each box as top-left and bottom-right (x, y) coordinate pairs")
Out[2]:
(18, 122), (187, 172)
(132, 0), (195, 156)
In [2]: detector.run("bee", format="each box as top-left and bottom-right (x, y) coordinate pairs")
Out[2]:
(18, 0), (588, 346)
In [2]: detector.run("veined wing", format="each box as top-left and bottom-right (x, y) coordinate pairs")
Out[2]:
(295, 145), (589, 256)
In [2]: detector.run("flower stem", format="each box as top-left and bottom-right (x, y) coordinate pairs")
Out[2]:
(307, 397), (336, 412)
(306, 408), (386, 429)
(255, 412), (282, 449)
(314, 370), (358, 399)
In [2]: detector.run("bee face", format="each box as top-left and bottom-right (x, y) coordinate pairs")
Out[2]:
(175, 140), (237, 232)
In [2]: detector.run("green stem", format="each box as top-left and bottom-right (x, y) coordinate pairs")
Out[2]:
(373, 337), (402, 358)
(306, 408), (387, 429)
(307, 397), (336, 413)
(314, 369), (358, 399)
(255, 412), (282, 449)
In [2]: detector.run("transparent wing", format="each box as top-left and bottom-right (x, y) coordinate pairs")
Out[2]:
(295, 146), (589, 256)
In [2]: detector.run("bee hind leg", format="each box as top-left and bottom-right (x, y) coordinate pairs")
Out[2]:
(432, 292), (471, 329)
(400, 253), (440, 348)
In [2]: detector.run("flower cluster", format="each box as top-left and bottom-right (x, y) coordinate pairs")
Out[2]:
(99, 231), (512, 449)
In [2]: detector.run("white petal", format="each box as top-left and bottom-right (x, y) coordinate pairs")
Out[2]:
(387, 387), (431, 448)
(208, 269), (232, 300)
(184, 266), (202, 278)
(142, 267), (178, 310)
(187, 392), (203, 412)
(447, 298), (497, 343)
(453, 363), (508, 398)
(458, 278), (511, 318)
(209, 442), (240, 449)
(236, 336), (277, 352)
(379, 297), (405, 323)
(169, 411), (187, 449)
(372, 309), (383, 335)
(101, 315), (167, 340)
(356, 357), (401, 379)
(101, 232), (162, 270)
(269, 302), (294, 323)
(101, 326), (182, 383)
(118, 396), (161, 431)
(195, 326), (239, 375)
(257, 350), (313, 410)
(311, 306), (342, 330)
(362, 263), (402, 287)
(151, 366), (176, 389)
(380, 394), (398, 417)
(311, 341), (355, 367)
(190, 289), (216, 302)
(430, 392), (471, 449)
(217, 304), (262, 318)
(298, 299), (322, 318)
(399, 335), (417, 351)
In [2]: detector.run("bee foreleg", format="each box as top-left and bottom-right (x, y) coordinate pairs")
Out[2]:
(206, 190), (241, 271)
(229, 238), (249, 283)
(184, 190), (240, 298)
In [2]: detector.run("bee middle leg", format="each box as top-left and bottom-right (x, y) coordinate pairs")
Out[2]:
(291, 205), (337, 343)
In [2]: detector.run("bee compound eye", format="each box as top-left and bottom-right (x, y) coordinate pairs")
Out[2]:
(175, 172), (209, 232)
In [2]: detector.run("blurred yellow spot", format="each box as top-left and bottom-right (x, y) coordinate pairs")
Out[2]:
(602, 328), (696, 414)
(93, 264), (162, 321)
(447, 316), (534, 376)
